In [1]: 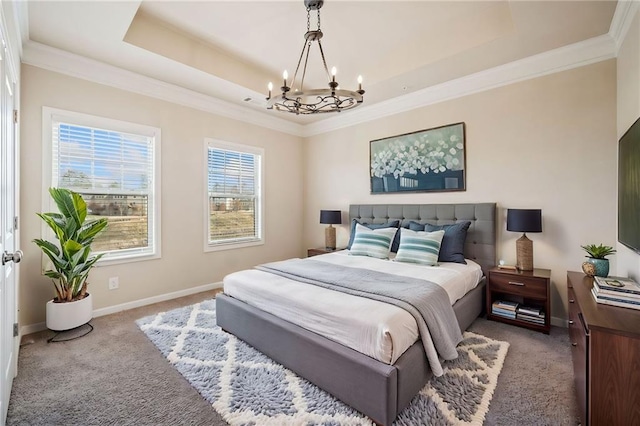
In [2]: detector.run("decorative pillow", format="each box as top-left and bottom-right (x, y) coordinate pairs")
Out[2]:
(424, 221), (472, 264)
(349, 224), (397, 259)
(408, 221), (426, 231)
(394, 228), (445, 266)
(346, 219), (400, 250)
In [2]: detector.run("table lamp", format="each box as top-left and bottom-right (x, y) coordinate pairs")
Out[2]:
(320, 210), (342, 250)
(507, 208), (542, 271)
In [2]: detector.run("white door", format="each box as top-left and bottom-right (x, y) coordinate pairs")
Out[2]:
(0, 29), (20, 425)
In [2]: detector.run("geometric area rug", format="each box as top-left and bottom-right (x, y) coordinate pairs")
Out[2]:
(137, 299), (509, 426)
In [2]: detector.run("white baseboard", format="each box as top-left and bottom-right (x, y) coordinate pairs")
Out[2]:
(20, 282), (223, 336)
(551, 316), (567, 328)
(21, 322), (46, 337)
(20, 281), (568, 337)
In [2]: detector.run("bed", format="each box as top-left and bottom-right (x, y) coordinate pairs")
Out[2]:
(216, 203), (496, 425)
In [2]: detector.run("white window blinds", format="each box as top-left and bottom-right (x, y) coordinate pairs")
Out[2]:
(46, 108), (161, 262)
(205, 139), (263, 248)
(53, 123), (153, 193)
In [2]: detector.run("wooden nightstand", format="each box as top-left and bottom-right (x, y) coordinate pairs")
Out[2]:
(486, 267), (551, 333)
(307, 247), (343, 257)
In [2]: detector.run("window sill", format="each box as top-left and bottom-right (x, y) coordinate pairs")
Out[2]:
(95, 251), (161, 267)
(204, 239), (264, 253)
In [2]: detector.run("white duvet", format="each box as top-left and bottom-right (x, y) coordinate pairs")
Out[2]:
(223, 250), (482, 365)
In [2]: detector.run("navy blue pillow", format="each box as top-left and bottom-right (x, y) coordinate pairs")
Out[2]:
(408, 221), (425, 231)
(347, 219), (400, 250)
(423, 221), (472, 264)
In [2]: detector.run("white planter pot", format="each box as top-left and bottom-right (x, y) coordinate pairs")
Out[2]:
(46, 293), (93, 331)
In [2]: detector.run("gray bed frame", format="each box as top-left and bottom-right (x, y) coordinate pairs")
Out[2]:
(216, 203), (496, 425)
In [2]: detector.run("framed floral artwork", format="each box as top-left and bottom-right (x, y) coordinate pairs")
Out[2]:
(370, 122), (466, 193)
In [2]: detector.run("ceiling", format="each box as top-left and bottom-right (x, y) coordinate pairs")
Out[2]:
(25, 1), (618, 127)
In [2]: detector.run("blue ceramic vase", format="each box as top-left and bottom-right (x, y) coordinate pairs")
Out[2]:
(583, 258), (610, 277)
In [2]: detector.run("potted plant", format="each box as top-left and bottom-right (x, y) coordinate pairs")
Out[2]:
(580, 243), (616, 278)
(33, 188), (108, 331)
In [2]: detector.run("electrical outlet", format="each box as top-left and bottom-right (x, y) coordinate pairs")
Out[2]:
(108, 276), (119, 290)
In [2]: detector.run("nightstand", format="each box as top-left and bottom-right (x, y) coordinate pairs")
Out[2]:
(307, 247), (343, 257)
(486, 267), (551, 333)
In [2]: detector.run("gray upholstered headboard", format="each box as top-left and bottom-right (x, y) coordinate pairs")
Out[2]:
(349, 203), (496, 276)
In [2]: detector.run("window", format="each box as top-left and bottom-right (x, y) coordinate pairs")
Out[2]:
(43, 107), (161, 263)
(205, 139), (263, 251)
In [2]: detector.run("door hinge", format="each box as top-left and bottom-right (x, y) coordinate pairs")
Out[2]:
(14, 216), (18, 230)
(13, 323), (18, 337)
(13, 109), (17, 124)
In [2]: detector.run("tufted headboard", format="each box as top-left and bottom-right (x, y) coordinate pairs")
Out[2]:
(349, 203), (496, 276)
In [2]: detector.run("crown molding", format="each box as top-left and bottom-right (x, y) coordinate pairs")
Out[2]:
(22, 27), (617, 139)
(21, 41), (306, 137)
(303, 34), (616, 137)
(13, 0), (29, 57)
(609, 0), (639, 54)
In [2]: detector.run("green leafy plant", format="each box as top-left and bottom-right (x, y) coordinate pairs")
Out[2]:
(33, 188), (108, 302)
(580, 244), (616, 259)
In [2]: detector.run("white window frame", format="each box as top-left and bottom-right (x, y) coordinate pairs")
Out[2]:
(42, 106), (161, 265)
(204, 138), (264, 252)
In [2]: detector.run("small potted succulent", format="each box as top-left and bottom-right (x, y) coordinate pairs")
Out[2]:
(580, 244), (616, 278)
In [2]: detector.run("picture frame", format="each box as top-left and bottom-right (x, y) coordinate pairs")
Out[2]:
(370, 122), (466, 194)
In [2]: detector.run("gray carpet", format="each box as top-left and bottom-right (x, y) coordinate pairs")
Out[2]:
(137, 300), (509, 425)
(7, 291), (579, 425)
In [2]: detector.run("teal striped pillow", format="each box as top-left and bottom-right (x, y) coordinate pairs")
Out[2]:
(394, 228), (445, 266)
(349, 224), (397, 259)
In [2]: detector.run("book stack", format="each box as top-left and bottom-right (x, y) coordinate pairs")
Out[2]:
(592, 276), (640, 310)
(516, 305), (546, 325)
(491, 300), (518, 319)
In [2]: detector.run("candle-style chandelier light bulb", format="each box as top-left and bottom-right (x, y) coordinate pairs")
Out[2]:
(266, 0), (365, 114)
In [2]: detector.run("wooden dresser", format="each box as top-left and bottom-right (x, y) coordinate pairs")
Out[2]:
(567, 271), (640, 425)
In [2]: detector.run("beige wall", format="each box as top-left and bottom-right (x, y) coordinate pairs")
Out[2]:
(20, 64), (304, 327)
(616, 7), (640, 280)
(303, 60), (617, 323)
(19, 57), (620, 327)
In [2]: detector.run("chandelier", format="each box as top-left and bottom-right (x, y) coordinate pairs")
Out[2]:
(266, 0), (365, 115)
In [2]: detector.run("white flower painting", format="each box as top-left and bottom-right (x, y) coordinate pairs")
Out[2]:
(370, 123), (466, 193)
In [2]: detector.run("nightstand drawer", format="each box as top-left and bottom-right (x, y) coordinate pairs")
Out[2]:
(487, 267), (551, 333)
(490, 273), (547, 299)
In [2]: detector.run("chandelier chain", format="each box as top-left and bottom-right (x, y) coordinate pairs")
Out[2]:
(266, 0), (364, 115)
(306, 6), (321, 31)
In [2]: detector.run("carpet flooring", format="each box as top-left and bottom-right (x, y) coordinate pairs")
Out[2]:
(137, 299), (509, 425)
(7, 290), (579, 425)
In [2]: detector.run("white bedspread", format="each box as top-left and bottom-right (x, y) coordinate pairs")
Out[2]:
(223, 251), (482, 364)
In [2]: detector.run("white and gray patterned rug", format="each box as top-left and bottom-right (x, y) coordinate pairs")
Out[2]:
(137, 299), (509, 426)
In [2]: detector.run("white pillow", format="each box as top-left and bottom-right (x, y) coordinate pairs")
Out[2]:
(394, 228), (445, 266)
(349, 224), (397, 259)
